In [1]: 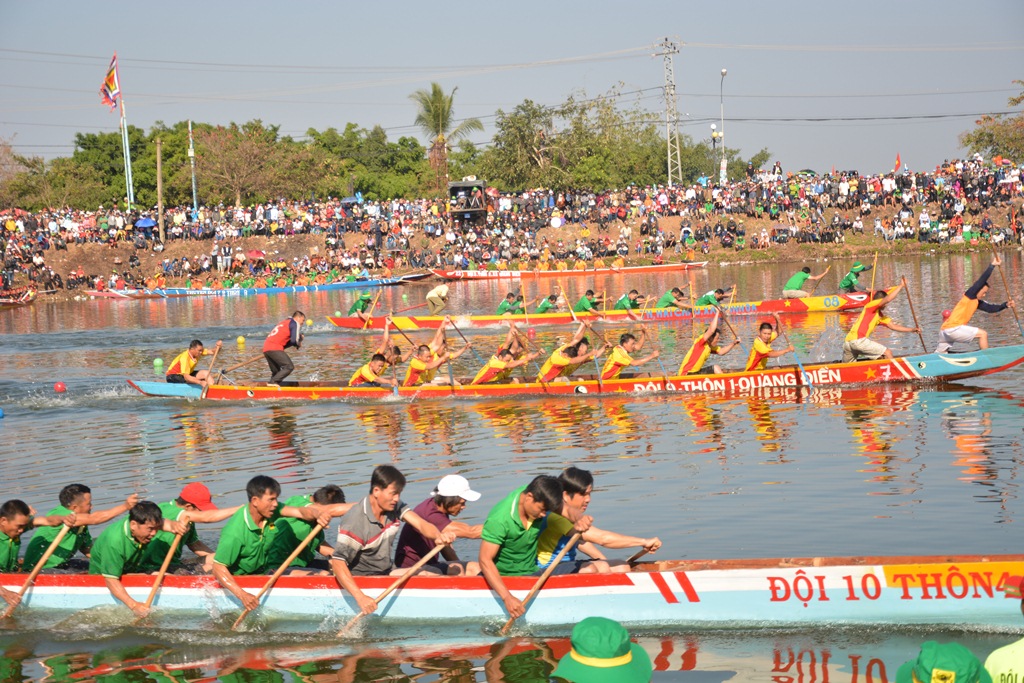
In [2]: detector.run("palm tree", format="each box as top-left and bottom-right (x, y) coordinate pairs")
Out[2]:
(409, 83), (483, 193)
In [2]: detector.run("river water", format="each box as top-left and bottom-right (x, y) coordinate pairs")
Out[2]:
(0, 252), (1021, 681)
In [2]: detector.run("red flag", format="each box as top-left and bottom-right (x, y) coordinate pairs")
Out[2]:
(100, 53), (121, 111)
(894, 153), (901, 173)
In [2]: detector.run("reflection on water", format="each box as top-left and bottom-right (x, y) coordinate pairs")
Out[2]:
(2, 254), (1023, 678)
(2, 626), (1020, 682)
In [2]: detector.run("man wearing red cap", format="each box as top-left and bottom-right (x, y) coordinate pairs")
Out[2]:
(141, 483), (239, 574)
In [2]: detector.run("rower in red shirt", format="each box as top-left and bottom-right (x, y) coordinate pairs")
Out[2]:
(263, 311), (305, 387)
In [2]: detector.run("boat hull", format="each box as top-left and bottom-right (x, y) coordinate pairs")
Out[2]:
(2, 554), (1019, 628)
(127, 344), (1024, 402)
(431, 262), (707, 280)
(328, 292), (878, 331)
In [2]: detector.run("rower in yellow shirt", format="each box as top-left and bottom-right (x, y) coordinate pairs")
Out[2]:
(600, 331), (660, 380)
(745, 314), (793, 371)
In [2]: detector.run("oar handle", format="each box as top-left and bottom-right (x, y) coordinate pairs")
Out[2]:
(990, 244), (1024, 338)
(2, 523), (72, 618)
(220, 354), (264, 374)
(200, 347), (221, 399)
(899, 276), (928, 353)
(626, 548), (649, 565)
(338, 543), (446, 636)
(231, 522), (324, 630)
(500, 532), (581, 635)
(362, 291), (383, 330)
(144, 518), (188, 609)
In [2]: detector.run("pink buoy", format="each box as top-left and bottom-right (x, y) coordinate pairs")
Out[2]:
(941, 309), (951, 320)
(54, 382), (67, 393)
(527, 328), (537, 339)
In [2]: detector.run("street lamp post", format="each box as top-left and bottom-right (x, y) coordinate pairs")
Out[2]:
(718, 68), (727, 185)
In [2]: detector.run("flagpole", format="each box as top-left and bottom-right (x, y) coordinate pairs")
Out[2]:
(119, 94), (135, 210)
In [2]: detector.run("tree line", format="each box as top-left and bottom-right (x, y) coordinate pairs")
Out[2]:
(1, 83), (774, 211)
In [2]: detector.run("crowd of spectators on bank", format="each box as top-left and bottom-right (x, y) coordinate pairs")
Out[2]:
(2, 155), (1021, 293)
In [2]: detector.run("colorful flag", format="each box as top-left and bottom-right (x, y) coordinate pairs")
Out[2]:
(894, 152), (901, 173)
(100, 53), (120, 110)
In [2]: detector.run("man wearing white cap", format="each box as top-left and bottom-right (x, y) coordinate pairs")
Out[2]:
(394, 474), (483, 576)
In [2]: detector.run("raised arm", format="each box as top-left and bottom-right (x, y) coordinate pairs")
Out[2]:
(76, 494), (139, 526)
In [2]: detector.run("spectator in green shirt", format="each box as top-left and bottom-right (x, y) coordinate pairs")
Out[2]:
(23, 483), (138, 572)
(0, 499), (75, 610)
(212, 476), (333, 613)
(88, 501), (186, 617)
(478, 476), (590, 620)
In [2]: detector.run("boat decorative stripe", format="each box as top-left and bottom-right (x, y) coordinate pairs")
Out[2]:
(650, 572), (679, 604)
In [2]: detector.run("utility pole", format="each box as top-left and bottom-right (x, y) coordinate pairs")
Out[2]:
(655, 38), (683, 187)
(156, 138), (165, 243)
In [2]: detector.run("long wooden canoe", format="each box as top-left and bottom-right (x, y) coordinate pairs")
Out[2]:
(84, 273), (431, 300)
(2, 554), (1020, 629)
(431, 261), (707, 280)
(127, 344), (1024, 402)
(328, 291), (879, 331)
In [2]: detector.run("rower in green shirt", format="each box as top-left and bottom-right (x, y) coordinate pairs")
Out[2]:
(655, 287), (691, 309)
(694, 285), (736, 307)
(782, 266), (830, 299)
(496, 293), (525, 316)
(478, 476), (591, 619)
(612, 290), (645, 311)
(89, 502), (186, 617)
(0, 499), (75, 610)
(266, 485), (351, 575)
(348, 291), (375, 324)
(536, 294), (559, 314)
(23, 484), (138, 572)
(212, 476), (333, 612)
(572, 290), (603, 315)
(140, 483), (239, 574)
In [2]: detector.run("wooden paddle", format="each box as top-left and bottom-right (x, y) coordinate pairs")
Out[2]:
(200, 346), (221, 399)
(900, 276), (928, 352)
(394, 301), (428, 314)
(2, 524), (71, 618)
(362, 291), (383, 330)
(868, 251), (879, 296)
(806, 265), (830, 296)
(626, 548), (649, 565)
(519, 283), (530, 326)
(142, 520), (188, 611)
(217, 354), (265, 382)
(500, 532), (581, 635)
(231, 523), (324, 630)
(990, 244), (1024, 338)
(450, 320), (485, 365)
(713, 306), (743, 347)
(776, 319), (814, 389)
(337, 543), (446, 637)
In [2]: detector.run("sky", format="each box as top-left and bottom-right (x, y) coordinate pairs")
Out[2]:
(2, 0), (1022, 181)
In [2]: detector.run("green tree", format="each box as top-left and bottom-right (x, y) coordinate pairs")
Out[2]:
(409, 83), (483, 194)
(194, 120), (285, 205)
(5, 156), (106, 210)
(960, 80), (1024, 161)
